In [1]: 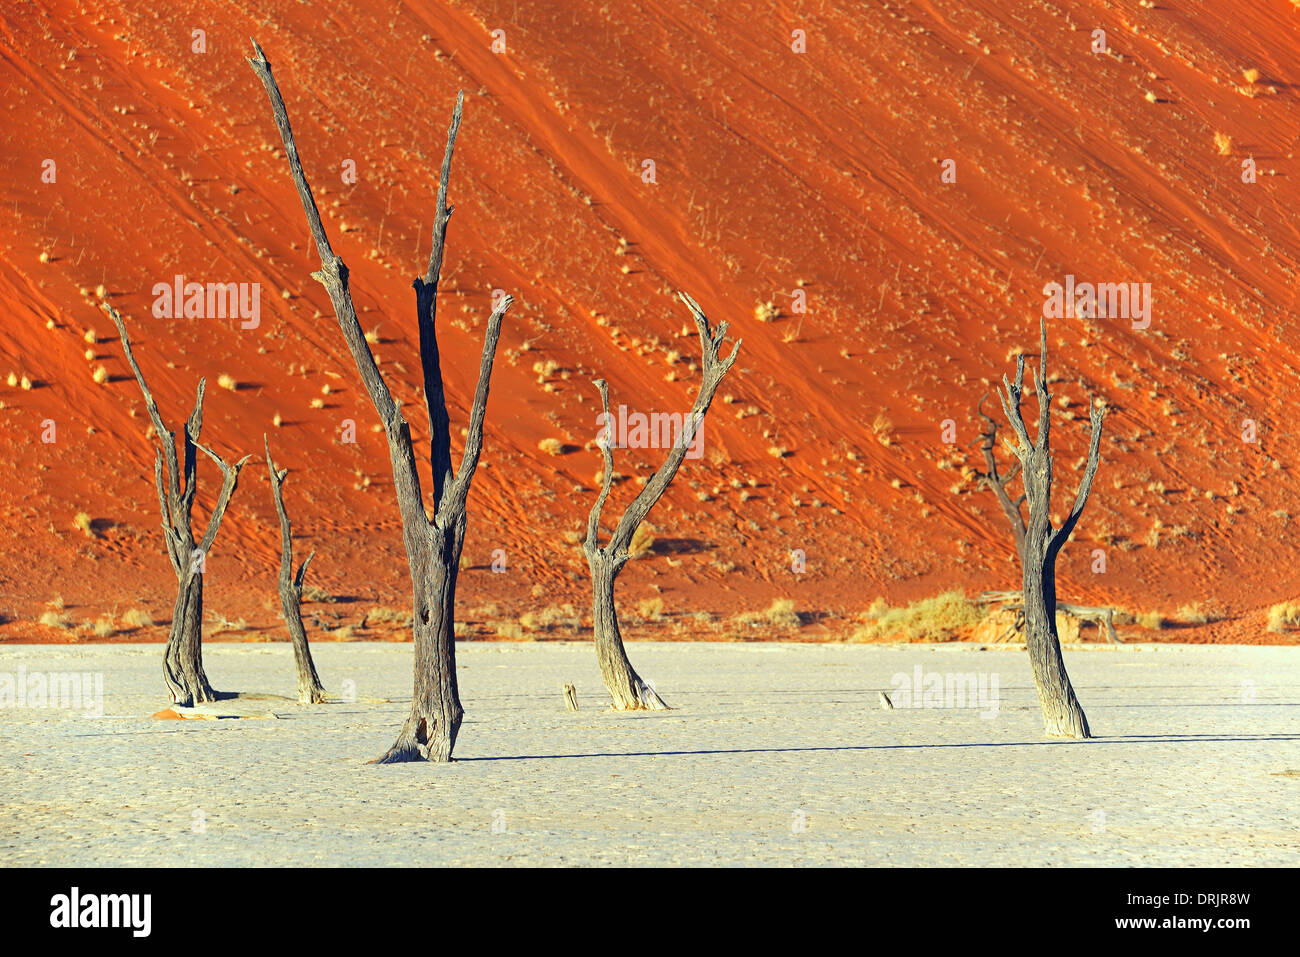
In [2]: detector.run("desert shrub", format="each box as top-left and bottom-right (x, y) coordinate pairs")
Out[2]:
(628, 525), (655, 558)
(636, 597), (665, 621)
(1267, 600), (1300, 633)
(762, 598), (800, 628)
(520, 604), (580, 634)
(851, 590), (982, 641)
(121, 608), (152, 629)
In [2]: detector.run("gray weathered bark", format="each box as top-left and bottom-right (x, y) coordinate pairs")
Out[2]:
(996, 319), (1106, 739)
(250, 42), (509, 762)
(107, 305), (250, 707)
(264, 435), (327, 704)
(584, 292), (740, 709)
(976, 395), (1027, 563)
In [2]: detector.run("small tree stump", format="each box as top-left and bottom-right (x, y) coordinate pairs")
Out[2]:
(562, 683), (579, 711)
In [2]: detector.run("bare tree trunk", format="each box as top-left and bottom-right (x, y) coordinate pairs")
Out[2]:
(997, 319), (1105, 739)
(385, 529), (465, 762)
(164, 569), (215, 704)
(250, 43), (509, 762)
(265, 436), (326, 704)
(589, 553), (667, 710)
(583, 293), (739, 709)
(107, 305), (249, 708)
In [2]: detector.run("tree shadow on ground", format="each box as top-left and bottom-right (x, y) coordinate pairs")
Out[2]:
(461, 732), (1300, 762)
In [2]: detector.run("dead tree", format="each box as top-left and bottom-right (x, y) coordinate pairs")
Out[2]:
(250, 43), (510, 762)
(996, 318), (1105, 739)
(264, 435), (327, 704)
(107, 305), (250, 706)
(584, 292), (739, 709)
(975, 396), (1026, 562)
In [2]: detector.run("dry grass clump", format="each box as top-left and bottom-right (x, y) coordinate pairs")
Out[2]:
(92, 615), (117, 637)
(520, 603), (580, 635)
(754, 301), (780, 323)
(537, 437), (567, 456)
(871, 412), (894, 447)
(38, 610), (69, 628)
(636, 596), (665, 621)
(628, 525), (655, 558)
(1176, 602), (1224, 626)
(365, 606), (411, 628)
(73, 512), (96, 538)
(121, 607), (153, 629)
(1214, 131), (1232, 156)
(301, 584), (335, 603)
(217, 373), (239, 391)
(207, 613), (247, 634)
(1267, 600), (1300, 633)
(1135, 611), (1164, 630)
(762, 598), (800, 628)
(851, 590), (982, 641)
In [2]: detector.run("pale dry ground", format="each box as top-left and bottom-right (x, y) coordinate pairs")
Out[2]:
(1, 641), (1297, 866)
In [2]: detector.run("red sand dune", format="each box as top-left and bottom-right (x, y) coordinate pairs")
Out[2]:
(2, 0), (1298, 644)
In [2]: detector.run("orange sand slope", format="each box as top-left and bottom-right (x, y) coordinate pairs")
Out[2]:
(1, 0), (1298, 644)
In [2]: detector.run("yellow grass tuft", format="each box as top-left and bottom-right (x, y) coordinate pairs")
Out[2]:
(851, 591), (982, 642)
(628, 525), (655, 558)
(1267, 600), (1300, 633)
(38, 610), (69, 629)
(121, 608), (153, 629)
(762, 598), (800, 628)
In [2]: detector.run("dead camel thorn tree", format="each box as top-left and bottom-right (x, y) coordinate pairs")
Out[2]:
(250, 41), (511, 762)
(974, 394), (1026, 564)
(996, 317), (1106, 739)
(584, 291), (740, 710)
(264, 434), (326, 704)
(107, 304), (251, 706)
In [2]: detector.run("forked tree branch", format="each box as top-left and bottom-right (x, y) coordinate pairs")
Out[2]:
(248, 39), (430, 538)
(107, 304), (182, 528)
(597, 292), (740, 558)
(194, 443), (251, 556)
(415, 90), (464, 507)
(1050, 399), (1106, 550)
(444, 293), (512, 518)
(586, 378), (617, 546)
(977, 394), (1027, 554)
(265, 434), (314, 591)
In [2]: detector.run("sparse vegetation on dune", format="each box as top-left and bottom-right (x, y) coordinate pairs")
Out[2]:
(851, 591), (983, 642)
(1267, 601), (1300, 633)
